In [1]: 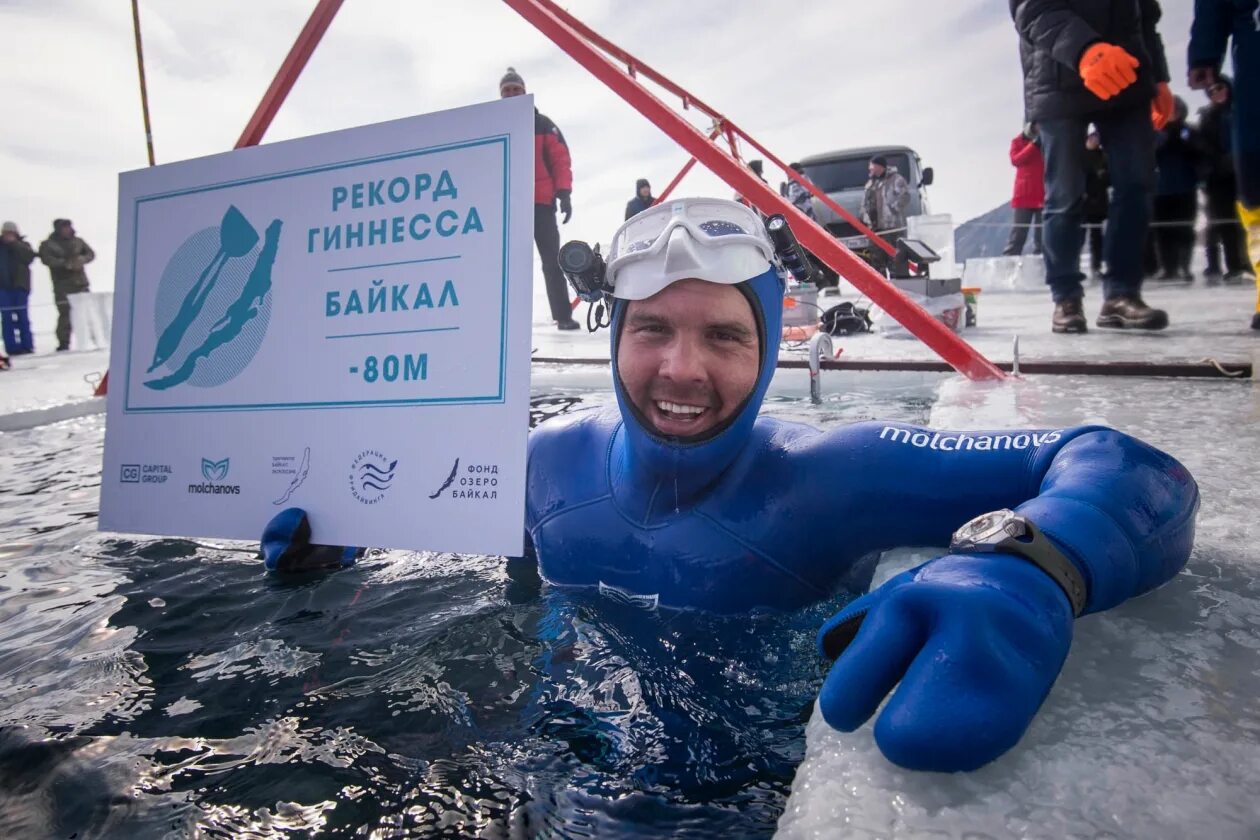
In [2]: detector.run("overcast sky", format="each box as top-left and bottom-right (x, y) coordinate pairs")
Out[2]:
(1, 0), (1199, 326)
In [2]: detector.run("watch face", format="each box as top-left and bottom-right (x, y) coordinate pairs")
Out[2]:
(953, 509), (1017, 546)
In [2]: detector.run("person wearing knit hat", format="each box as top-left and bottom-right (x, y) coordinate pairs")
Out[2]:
(1, 221), (37, 356)
(499, 67), (526, 97)
(625, 178), (655, 220)
(499, 66), (579, 329)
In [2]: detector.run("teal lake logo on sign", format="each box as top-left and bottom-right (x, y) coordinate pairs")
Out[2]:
(144, 206), (283, 392)
(201, 458), (230, 482)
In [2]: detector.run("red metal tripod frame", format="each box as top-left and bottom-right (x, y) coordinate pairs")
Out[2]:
(505, 0), (1004, 380)
(526, 0), (895, 257)
(235, 0), (346, 149)
(655, 125), (722, 204)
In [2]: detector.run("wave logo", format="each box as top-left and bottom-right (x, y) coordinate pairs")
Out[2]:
(350, 450), (398, 505)
(201, 457), (230, 482)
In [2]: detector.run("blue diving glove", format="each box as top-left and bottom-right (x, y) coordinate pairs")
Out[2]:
(261, 507), (361, 573)
(816, 553), (1074, 772)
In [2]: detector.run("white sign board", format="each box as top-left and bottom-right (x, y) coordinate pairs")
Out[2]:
(100, 97), (534, 556)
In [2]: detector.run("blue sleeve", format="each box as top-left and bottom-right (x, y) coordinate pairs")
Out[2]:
(826, 422), (1199, 615)
(1188, 0), (1232, 70)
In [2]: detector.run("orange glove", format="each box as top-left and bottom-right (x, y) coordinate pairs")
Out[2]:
(1078, 42), (1140, 100)
(1151, 81), (1175, 129)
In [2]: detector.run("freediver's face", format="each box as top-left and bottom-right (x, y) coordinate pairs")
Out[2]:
(617, 279), (760, 439)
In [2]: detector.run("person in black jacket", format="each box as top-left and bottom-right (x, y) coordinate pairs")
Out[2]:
(1082, 130), (1110, 279)
(1, 221), (37, 355)
(1152, 97), (1202, 281)
(625, 179), (654, 220)
(1011, 0), (1174, 334)
(1197, 76), (1249, 281)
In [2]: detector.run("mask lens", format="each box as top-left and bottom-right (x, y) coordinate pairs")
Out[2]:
(697, 219), (748, 236)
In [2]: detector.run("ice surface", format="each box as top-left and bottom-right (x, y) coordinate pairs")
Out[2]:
(776, 373), (1260, 840)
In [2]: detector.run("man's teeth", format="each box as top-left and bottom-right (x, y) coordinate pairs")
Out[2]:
(656, 401), (705, 416)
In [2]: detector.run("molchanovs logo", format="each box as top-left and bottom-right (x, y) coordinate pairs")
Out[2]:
(188, 456), (241, 496)
(144, 205), (282, 392)
(201, 457), (230, 481)
(350, 450), (398, 505)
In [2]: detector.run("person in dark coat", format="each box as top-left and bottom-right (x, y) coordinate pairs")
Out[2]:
(0, 221), (37, 355)
(1004, 122), (1045, 256)
(1010, 0), (1175, 334)
(1152, 97), (1202, 281)
(37, 218), (94, 351)
(1082, 130), (1110, 278)
(499, 67), (579, 331)
(1196, 76), (1249, 280)
(1189, 0), (1260, 331)
(625, 179), (654, 220)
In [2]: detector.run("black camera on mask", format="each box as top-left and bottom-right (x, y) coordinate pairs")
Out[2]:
(559, 240), (612, 303)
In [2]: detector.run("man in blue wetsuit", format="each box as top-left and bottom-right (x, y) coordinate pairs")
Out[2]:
(264, 197), (1199, 773)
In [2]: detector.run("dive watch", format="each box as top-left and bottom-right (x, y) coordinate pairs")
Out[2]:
(949, 509), (1087, 617)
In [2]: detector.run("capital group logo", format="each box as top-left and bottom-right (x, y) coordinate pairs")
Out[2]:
(188, 455), (241, 496)
(121, 462), (172, 485)
(350, 450), (398, 505)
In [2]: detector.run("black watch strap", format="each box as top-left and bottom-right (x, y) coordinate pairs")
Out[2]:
(1008, 518), (1088, 617)
(952, 513), (1088, 617)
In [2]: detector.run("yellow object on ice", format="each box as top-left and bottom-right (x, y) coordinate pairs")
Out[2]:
(1238, 202), (1260, 313)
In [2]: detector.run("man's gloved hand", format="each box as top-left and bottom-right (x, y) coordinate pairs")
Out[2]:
(816, 553), (1074, 772)
(261, 507), (361, 573)
(1077, 42), (1140, 100)
(556, 189), (572, 224)
(1151, 81), (1175, 130)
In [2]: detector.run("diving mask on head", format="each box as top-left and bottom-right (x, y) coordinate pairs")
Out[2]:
(558, 198), (779, 329)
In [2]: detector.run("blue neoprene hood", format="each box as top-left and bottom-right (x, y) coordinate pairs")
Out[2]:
(608, 266), (784, 510)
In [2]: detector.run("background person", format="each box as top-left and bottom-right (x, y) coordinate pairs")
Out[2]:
(861, 155), (911, 276)
(1010, 0), (1174, 334)
(1, 221), (37, 356)
(1004, 122), (1045, 256)
(785, 162), (818, 220)
(1198, 77), (1250, 282)
(625, 178), (654, 220)
(1083, 130), (1110, 280)
(1188, 0), (1260, 328)
(1152, 96), (1201, 282)
(499, 67), (579, 331)
(37, 218), (93, 351)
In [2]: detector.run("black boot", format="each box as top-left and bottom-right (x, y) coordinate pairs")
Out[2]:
(1096, 296), (1169, 330)
(1052, 298), (1087, 334)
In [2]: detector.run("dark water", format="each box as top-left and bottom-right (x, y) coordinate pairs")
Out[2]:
(0, 377), (934, 839)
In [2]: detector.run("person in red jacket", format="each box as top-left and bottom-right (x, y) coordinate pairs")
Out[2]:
(1004, 122), (1046, 256)
(500, 67), (579, 330)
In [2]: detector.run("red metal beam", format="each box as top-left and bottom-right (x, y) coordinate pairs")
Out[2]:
(655, 125), (722, 204)
(530, 0), (894, 256)
(504, 0), (1004, 381)
(235, 0), (346, 149)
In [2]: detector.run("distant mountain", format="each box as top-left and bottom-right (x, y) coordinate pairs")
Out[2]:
(954, 202), (1014, 262)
